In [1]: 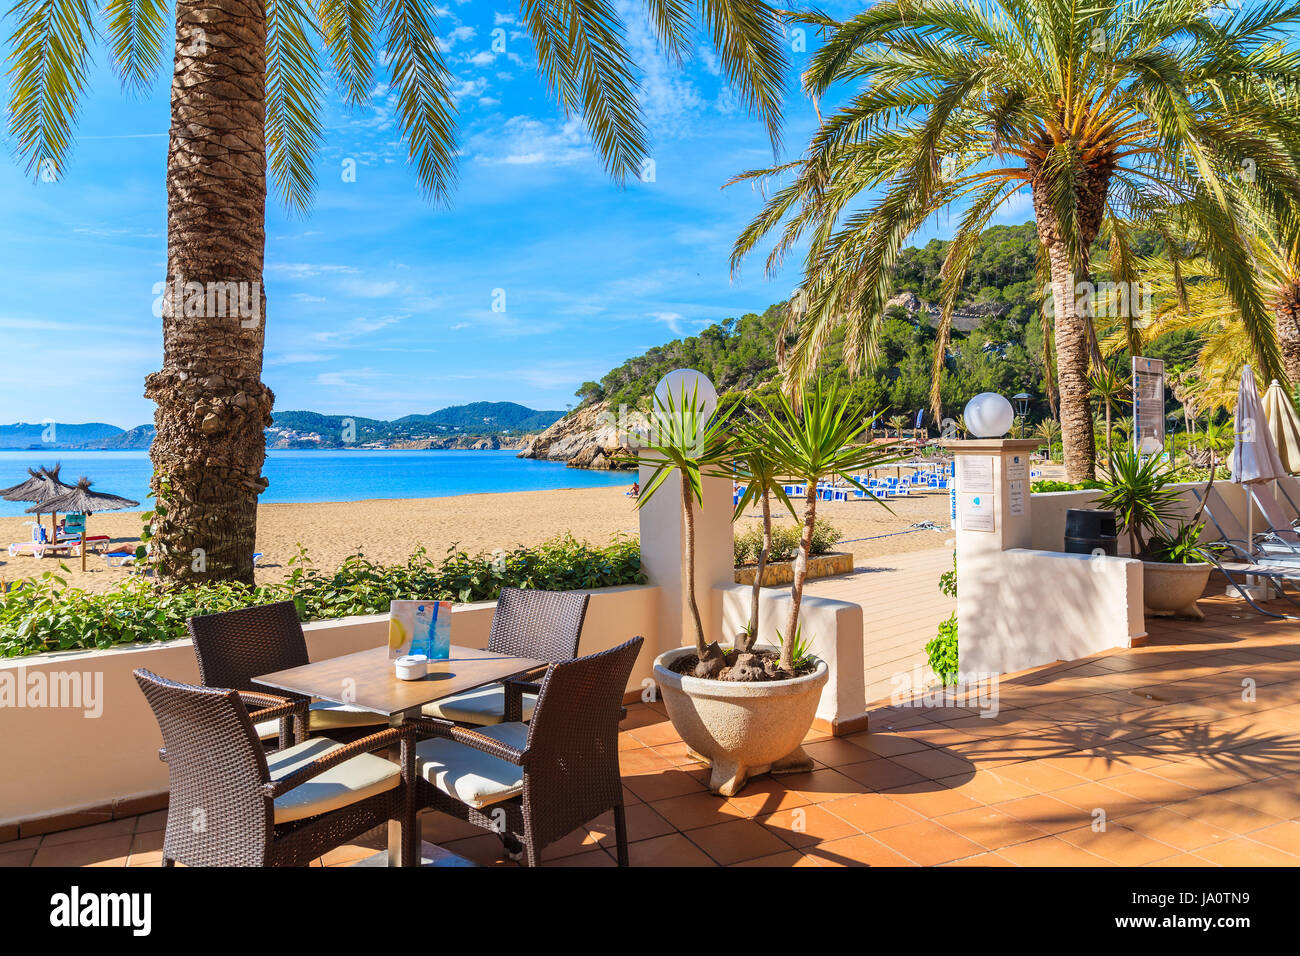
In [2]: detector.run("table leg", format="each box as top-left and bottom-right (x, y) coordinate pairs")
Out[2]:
(388, 713), (406, 867)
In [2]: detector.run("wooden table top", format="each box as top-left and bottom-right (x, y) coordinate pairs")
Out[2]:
(253, 645), (548, 718)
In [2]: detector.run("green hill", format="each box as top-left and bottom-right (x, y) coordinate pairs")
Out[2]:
(576, 221), (1182, 427)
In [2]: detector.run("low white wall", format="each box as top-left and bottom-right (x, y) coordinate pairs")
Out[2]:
(959, 549), (1145, 676)
(716, 584), (865, 733)
(0, 584), (659, 828)
(1030, 480), (1254, 553)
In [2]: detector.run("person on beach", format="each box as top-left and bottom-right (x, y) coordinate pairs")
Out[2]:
(627, 482), (640, 498)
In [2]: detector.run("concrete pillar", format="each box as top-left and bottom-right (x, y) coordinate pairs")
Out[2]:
(942, 438), (1145, 675)
(638, 466), (734, 659)
(944, 438), (1040, 556)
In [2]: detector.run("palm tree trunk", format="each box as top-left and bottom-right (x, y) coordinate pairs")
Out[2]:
(782, 485), (818, 673)
(1274, 279), (1300, 386)
(1032, 168), (1110, 483)
(682, 475), (706, 657)
(143, 0), (274, 585)
(741, 490), (772, 654)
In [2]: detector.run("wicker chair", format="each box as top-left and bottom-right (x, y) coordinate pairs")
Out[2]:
(410, 636), (643, 866)
(422, 587), (590, 726)
(187, 601), (384, 746)
(134, 668), (416, 867)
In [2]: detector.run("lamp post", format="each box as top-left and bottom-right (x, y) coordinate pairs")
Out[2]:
(1012, 392), (1031, 438)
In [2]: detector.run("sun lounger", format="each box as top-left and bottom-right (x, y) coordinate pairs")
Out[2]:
(8, 539), (79, 559)
(1249, 484), (1300, 542)
(1194, 486), (1300, 561)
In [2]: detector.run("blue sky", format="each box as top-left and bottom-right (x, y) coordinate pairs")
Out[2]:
(0, 1), (1027, 429)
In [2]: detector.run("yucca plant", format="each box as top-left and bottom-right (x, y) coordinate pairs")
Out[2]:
(745, 379), (901, 673)
(1095, 450), (1184, 556)
(730, 424), (794, 654)
(4, 0), (790, 584)
(730, 0), (1300, 483)
(621, 384), (737, 676)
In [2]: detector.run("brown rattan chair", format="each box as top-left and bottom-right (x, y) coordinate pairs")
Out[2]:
(134, 668), (416, 867)
(422, 587), (590, 726)
(410, 635), (643, 866)
(187, 600), (384, 746)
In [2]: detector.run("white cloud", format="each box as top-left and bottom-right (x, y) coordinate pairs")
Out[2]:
(469, 115), (590, 167)
(438, 25), (476, 51)
(650, 311), (685, 334)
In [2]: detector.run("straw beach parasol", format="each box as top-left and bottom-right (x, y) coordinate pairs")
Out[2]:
(27, 477), (139, 570)
(1262, 379), (1300, 475)
(1, 464), (75, 543)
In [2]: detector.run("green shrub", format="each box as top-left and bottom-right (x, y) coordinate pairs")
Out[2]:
(0, 534), (644, 658)
(733, 520), (840, 566)
(925, 552), (959, 685)
(1030, 478), (1105, 493)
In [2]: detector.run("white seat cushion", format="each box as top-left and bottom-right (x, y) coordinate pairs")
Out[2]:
(267, 737), (400, 824)
(413, 722), (529, 809)
(421, 683), (538, 725)
(254, 700), (384, 740)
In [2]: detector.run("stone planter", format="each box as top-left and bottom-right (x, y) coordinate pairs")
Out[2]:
(733, 551), (854, 586)
(1142, 561), (1212, 620)
(653, 644), (829, 797)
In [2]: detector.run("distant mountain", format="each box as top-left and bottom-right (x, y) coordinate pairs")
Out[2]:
(0, 422), (126, 449)
(264, 403), (563, 449)
(394, 402), (564, 433)
(2, 402), (563, 451)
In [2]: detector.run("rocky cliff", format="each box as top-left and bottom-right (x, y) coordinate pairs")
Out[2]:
(516, 402), (632, 470)
(390, 435), (526, 451)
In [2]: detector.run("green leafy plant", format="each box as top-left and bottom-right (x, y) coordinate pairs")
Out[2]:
(0, 535), (643, 658)
(1095, 451), (1185, 556)
(926, 552), (958, 685)
(1030, 478), (1105, 493)
(775, 624), (816, 671)
(1146, 521), (1209, 565)
(733, 520), (839, 565)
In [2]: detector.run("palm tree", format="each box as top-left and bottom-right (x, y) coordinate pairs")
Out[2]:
(730, 0), (1300, 484)
(6, 0), (790, 584)
(1088, 361), (1130, 467)
(1034, 419), (1061, 463)
(886, 414), (909, 440)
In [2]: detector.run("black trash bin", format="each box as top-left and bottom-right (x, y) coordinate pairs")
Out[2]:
(1064, 508), (1118, 556)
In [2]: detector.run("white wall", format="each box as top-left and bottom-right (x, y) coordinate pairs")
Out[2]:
(0, 585), (659, 828)
(959, 549), (1145, 676)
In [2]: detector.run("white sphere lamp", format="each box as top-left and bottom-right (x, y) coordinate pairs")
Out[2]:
(963, 392), (1015, 438)
(654, 369), (718, 422)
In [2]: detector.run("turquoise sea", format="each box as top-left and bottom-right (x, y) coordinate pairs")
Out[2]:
(0, 449), (629, 517)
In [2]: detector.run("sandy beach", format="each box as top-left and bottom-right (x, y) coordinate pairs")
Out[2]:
(0, 483), (957, 593)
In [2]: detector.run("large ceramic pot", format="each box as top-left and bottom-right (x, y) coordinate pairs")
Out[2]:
(1142, 561), (1212, 620)
(653, 644), (829, 797)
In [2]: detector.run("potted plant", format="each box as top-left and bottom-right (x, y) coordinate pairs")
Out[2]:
(1096, 450), (1213, 620)
(636, 378), (898, 796)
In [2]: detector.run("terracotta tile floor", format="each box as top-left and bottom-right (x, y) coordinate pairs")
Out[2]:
(6, 583), (1300, 867)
